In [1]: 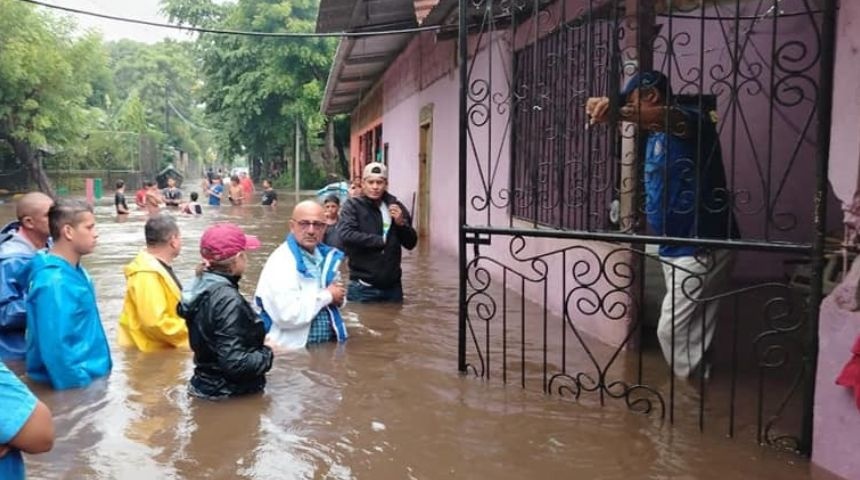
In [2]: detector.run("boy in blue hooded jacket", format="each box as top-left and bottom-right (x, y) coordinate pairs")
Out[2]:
(26, 199), (112, 390)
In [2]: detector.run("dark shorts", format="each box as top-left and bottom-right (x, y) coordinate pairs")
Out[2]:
(347, 280), (403, 303)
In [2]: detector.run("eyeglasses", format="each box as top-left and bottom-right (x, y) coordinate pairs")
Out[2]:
(292, 220), (328, 230)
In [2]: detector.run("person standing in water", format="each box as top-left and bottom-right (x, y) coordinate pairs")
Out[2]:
(178, 223), (272, 400)
(255, 201), (347, 349)
(114, 180), (130, 215)
(118, 214), (188, 352)
(322, 195), (344, 250)
(26, 200), (112, 390)
(339, 162), (418, 302)
(162, 177), (182, 207)
(207, 176), (224, 206)
(260, 179), (278, 207)
(0, 192), (54, 360)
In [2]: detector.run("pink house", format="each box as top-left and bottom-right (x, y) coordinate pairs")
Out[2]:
(318, 0), (859, 477)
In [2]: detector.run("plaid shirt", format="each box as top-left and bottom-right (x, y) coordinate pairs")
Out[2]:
(307, 309), (336, 345)
(301, 248), (336, 346)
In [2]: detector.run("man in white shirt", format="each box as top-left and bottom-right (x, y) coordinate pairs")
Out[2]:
(255, 200), (347, 349)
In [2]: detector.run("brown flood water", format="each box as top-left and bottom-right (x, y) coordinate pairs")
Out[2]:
(0, 196), (839, 480)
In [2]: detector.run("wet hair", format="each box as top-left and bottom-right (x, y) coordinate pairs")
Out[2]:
(116, 180), (125, 189)
(48, 199), (93, 240)
(230, 175), (240, 184)
(144, 214), (179, 246)
(190, 192), (199, 201)
(323, 195), (340, 206)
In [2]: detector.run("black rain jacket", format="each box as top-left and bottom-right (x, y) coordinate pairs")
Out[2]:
(177, 271), (273, 399)
(339, 192), (418, 288)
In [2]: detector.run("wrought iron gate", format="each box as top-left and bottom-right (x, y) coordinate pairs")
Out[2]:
(456, 0), (837, 454)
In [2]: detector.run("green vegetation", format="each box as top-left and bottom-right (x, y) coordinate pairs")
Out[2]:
(0, 0), (347, 194)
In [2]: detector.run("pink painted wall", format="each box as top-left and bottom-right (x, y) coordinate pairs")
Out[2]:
(813, 1), (860, 478)
(381, 31), (634, 348)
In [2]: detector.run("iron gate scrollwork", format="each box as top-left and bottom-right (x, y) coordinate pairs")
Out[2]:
(457, 0), (837, 454)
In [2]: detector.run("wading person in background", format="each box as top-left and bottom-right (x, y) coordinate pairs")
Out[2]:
(135, 182), (149, 209)
(339, 162), (417, 303)
(207, 176), (224, 206)
(118, 214), (188, 352)
(240, 171), (254, 201)
(145, 182), (163, 214)
(586, 71), (738, 378)
(182, 192), (204, 215)
(0, 192), (53, 360)
(0, 361), (54, 479)
(260, 179), (278, 207)
(162, 177), (182, 207)
(177, 223), (272, 400)
(227, 175), (244, 206)
(26, 200), (112, 390)
(255, 201), (347, 349)
(115, 180), (129, 215)
(322, 194), (344, 250)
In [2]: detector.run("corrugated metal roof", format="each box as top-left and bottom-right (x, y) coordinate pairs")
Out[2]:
(318, 0), (454, 115)
(316, 0), (421, 33)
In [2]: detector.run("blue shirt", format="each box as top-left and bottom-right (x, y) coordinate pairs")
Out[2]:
(644, 106), (737, 257)
(0, 362), (37, 480)
(208, 184), (223, 206)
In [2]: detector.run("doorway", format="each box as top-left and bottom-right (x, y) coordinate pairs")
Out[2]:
(418, 105), (433, 238)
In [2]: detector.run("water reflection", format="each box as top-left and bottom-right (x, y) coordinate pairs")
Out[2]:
(0, 198), (832, 479)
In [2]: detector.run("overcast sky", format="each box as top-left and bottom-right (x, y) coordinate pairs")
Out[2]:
(43, 0), (196, 44)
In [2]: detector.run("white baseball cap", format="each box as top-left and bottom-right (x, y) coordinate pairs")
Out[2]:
(362, 162), (388, 180)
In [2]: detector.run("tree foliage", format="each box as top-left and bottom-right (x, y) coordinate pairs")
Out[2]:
(0, 0), (109, 193)
(162, 0), (343, 186)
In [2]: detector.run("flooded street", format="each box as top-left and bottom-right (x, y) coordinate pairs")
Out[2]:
(0, 197), (836, 479)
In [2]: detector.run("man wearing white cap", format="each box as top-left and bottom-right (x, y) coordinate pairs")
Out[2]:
(339, 162), (417, 302)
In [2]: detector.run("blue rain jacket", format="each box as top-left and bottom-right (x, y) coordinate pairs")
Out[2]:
(0, 221), (37, 359)
(26, 251), (112, 390)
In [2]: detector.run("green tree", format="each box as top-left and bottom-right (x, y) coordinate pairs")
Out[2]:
(0, 0), (109, 194)
(162, 0), (344, 186)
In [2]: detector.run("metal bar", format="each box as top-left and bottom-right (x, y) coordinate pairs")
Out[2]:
(503, 268), (508, 383)
(457, 0), (468, 374)
(463, 225), (813, 253)
(801, 0), (837, 457)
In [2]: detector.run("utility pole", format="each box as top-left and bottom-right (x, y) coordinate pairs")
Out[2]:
(295, 116), (301, 197)
(164, 84), (170, 136)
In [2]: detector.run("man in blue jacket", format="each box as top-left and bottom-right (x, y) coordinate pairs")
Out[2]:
(26, 199), (112, 390)
(0, 192), (53, 360)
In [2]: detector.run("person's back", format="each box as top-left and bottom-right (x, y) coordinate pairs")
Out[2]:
(183, 192), (203, 215)
(118, 214), (188, 352)
(0, 362), (54, 480)
(26, 200), (111, 390)
(178, 223), (271, 399)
